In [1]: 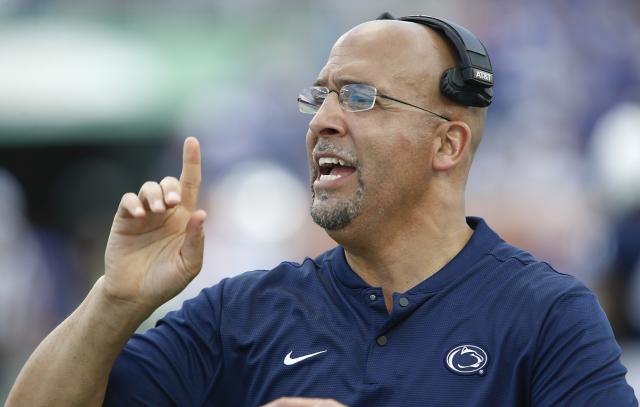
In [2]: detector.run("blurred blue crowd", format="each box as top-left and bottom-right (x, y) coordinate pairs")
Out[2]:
(0, 0), (639, 400)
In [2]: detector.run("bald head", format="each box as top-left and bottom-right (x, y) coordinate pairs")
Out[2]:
(338, 21), (454, 97)
(330, 20), (487, 155)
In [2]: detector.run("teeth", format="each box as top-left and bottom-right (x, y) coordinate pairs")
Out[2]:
(319, 157), (339, 166)
(318, 156), (351, 167)
(319, 174), (341, 181)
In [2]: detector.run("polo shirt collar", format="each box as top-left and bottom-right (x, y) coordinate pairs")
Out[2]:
(328, 217), (502, 294)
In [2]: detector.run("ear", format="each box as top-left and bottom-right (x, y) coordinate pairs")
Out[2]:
(432, 121), (472, 171)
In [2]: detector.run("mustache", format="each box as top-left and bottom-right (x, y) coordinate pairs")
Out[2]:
(312, 140), (358, 165)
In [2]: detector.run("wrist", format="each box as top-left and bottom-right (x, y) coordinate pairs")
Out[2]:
(90, 277), (155, 337)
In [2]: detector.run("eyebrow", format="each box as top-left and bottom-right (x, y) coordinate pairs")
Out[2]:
(313, 76), (373, 89)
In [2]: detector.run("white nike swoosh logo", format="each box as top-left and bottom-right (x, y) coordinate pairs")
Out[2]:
(283, 350), (327, 366)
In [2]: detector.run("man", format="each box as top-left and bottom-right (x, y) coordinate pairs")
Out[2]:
(6, 15), (637, 407)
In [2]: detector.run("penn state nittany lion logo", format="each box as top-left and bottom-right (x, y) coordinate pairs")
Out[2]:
(445, 344), (488, 376)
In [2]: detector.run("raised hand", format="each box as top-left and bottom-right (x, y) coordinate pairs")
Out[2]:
(103, 137), (207, 312)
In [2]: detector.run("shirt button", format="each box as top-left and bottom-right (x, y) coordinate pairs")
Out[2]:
(369, 294), (377, 301)
(399, 297), (409, 307)
(376, 335), (388, 346)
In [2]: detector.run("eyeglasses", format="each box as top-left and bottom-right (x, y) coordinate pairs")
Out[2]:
(297, 83), (450, 121)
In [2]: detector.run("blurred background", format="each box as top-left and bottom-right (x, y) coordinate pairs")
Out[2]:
(1, 0), (639, 401)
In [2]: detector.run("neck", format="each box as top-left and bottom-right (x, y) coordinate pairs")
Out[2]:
(335, 201), (473, 313)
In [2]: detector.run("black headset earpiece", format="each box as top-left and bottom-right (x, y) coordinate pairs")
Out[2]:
(440, 66), (493, 107)
(376, 13), (494, 107)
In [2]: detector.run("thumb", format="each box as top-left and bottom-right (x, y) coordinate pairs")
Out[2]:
(180, 209), (207, 280)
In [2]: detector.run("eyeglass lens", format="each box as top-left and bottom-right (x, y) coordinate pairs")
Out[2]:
(298, 84), (377, 114)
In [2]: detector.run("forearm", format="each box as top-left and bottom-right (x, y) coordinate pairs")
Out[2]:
(7, 137), (206, 406)
(6, 277), (153, 407)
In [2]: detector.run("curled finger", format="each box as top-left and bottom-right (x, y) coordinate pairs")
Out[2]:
(138, 181), (166, 213)
(159, 176), (182, 207)
(117, 192), (145, 218)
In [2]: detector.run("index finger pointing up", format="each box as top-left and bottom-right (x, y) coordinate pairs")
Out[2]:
(179, 137), (202, 211)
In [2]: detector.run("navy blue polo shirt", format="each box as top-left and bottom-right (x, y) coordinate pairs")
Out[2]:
(104, 217), (637, 406)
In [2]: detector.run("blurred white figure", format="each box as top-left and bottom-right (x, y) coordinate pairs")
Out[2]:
(209, 160), (307, 245)
(0, 170), (53, 398)
(590, 103), (640, 216)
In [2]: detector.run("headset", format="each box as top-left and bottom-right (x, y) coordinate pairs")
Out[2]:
(377, 12), (494, 107)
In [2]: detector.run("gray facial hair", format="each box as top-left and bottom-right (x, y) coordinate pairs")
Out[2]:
(310, 140), (365, 230)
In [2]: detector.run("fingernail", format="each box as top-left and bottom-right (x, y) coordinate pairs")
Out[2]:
(153, 201), (165, 211)
(134, 207), (145, 216)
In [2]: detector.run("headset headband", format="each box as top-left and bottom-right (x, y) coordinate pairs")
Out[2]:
(377, 12), (494, 107)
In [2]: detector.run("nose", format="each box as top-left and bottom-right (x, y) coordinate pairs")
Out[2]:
(308, 92), (347, 139)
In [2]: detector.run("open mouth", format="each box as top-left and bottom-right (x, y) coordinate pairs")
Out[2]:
(316, 156), (356, 182)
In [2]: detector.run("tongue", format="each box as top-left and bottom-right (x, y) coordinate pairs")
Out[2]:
(330, 165), (356, 177)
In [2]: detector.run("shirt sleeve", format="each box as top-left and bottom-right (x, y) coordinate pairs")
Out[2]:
(531, 285), (638, 406)
(103, 280), (226, 406)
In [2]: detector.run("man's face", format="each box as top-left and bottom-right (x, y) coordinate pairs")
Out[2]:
(306, 22), (445, 233)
